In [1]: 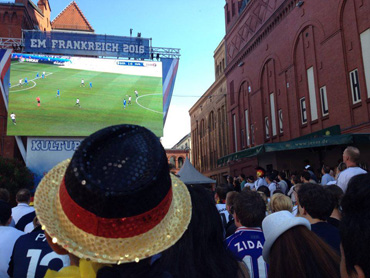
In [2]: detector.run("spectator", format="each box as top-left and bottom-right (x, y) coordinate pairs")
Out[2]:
(321, 165), (335, 185)
(233, 178), (241, 192)
(8, 217), (70, 278)
(160, 185), (249, 278)
(300, 171), (315, 184)
(265, 172), (279, 196)
(215, 184), (232, 230)
(336, 162), (347, 179)
(298, 183), (341, 254)
(254, 167), (268, 190)
(304, 164), (319, 183)
(287, 174), (300, 203)
(12, 188), (35, 232)
(0, 188), (10, 203)
(0, 200), (24, 277)
(225, 190), (267, 278)
(239, 174), (247, 190)
(277, 172), (288, 194)
(225, 191), (238, 238)
(33, 125), (192, 276)
(245, 176), (255, 190)
(340, 173), (370, 278)
(262, 211), (340, 278)
(324, 185), (343, 228)
(337, 146), (367, 192)
(269, 193), (293, 213)
(291, 183), (303, 216)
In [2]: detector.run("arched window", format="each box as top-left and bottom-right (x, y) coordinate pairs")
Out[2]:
(178, 157), (184, 168)
(169, 156), (176, 167)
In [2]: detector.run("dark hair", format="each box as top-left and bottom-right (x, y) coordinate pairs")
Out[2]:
(297, 183), (332, 221)
(340, 173), (370, 278)
(216, 184), (231, 202)
(337, 162), (347, 172)
(16, 188), (31, 203)
(240, 174), (246, 180)
(0, 200), (11, 225)
(226, 191), (238, 208)
(322, 165), (331, 174)
(257, 186), (270, 198)
(324, 185), (343, 209)
(0, 188), (10, 203)
(160, 185), (244, 278)
(247, 175), (254, 182)
(233, 179), (241, 192)
(234, 190), (266, 227)
(278, 172), (286, 179)
(291, 174), (301, 185)
(269, 225), (340, 278)
(301, 171), (311, 182)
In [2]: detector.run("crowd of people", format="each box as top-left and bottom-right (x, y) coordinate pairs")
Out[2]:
(0, 125), (369, 278)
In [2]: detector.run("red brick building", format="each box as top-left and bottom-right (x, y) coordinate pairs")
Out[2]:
(190, 40), (230, 183)
(222, 0), (370, 176)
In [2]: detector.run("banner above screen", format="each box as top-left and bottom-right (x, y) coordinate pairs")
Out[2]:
(23, 31), (151, 59)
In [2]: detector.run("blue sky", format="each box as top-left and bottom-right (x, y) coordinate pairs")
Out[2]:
(50, 0), (226, 147)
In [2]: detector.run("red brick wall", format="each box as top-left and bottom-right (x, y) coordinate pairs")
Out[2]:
(225, 0), (370, 155)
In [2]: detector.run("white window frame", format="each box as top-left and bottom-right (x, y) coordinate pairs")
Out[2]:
(245, 109), (250, 146)
(270, 93), (277, 136)
(307, 67), (318, 121)
(360, 29), (370, 98)
(265, 117), (270, 139)
(278, 109), (283, 134)
(233, 114), (238, 152)
(300, 97), (307, 124)
(320, 86), (329, 116)
(350, 69), (361, 104)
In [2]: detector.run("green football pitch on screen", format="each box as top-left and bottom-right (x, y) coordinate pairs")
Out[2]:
(7, 61), (163, 137)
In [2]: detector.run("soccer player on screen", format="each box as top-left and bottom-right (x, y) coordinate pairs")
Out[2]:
(36, 72), (39, 78)
(56, 89), (60, 98)
(19, 79), (22, 87)
(90, 82), (92, 89)
(81, 79), (85, 87)
(42, 72), (45, 79)
(24, 77), (28, 86)
(75, 98), (81, 107)
(135, 90), (139, 98)
(128, 96), (132, 105)
(10, 112), (16, 125)
(36, 96), (41, 107)
(123, 98), (126, 109)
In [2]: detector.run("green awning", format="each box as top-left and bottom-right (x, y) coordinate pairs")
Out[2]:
(217, 133), (370, 166)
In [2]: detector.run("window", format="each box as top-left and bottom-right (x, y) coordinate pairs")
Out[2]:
(233, 114), (238, 152)
(230, 81), (235, 104)
(350, 69), (361, 104)
(360, 29), (370, 98)
(278, 109), (283, 134)
(307, 67), (318, 121)
(245, 110), (250, 146)
(300, 97), (307, 124)
(265, 117), (270, 139)
(270, 93), (277, 136)
(320, 86), (329, 116)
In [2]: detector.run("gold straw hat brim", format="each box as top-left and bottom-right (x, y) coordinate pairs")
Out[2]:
(34, 159), (192, 264)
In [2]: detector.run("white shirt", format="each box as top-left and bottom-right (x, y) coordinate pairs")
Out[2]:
(268, 182), (277, 196)
(0, 226), (24, 278)
(76, 99), (80, 104)
(245, 182), (255, 190)
(11, 203), (35, 225)
(10, 114), (15, 120)
(337, 167), (367, 192)
(81, 79), (84, 83)
(254, 177), (268, 190)
(278, 180), (288, 194)
(19, 79), (22, 84)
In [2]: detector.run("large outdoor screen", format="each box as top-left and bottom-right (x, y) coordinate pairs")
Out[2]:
(7, 54), (163, 137)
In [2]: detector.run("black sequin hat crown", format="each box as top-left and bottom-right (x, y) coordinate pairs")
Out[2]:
(34, 124), (192, 264)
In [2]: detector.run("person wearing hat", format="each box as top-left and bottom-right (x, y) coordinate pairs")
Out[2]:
(225, 191), (267, 278)
(254, 167), (268, 190)
(34, 125), (192, 277)
(262, 211), (339, 278)
(0, 200), (25, 277)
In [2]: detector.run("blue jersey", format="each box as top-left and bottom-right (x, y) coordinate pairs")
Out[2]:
(123, 100), (127, 105)
(57, 90), (60, 95)
(25, 78), (28, 83)
(8, 227), (69, 278)
(225, 227), (268, 278)
(90, 82), (92, 87)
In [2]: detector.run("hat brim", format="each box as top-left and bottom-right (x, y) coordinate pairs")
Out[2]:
(262, 216), (310, 264)
(34, 159), (192, 264)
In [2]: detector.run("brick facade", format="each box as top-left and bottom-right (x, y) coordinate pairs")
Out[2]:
(224, 0), (370, 176)
(166, 149), (190, 175)
(189, 40), (230, 183)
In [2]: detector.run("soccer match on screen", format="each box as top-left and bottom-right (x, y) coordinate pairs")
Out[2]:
(6, 54), (163, 137)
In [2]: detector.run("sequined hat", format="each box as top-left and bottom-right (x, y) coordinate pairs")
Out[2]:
(34, 125), (192, 264)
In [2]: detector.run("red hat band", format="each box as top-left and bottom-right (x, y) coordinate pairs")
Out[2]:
(59, 178), (173, 239)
